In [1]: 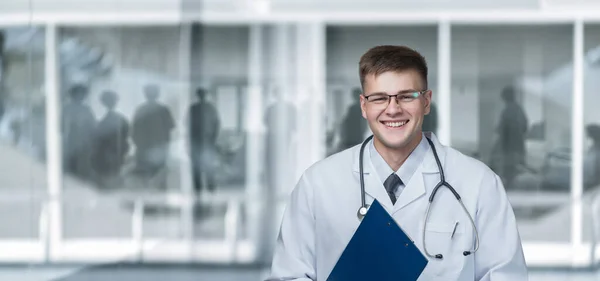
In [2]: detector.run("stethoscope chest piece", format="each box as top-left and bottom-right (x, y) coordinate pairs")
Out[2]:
(357, 205), (370, 221)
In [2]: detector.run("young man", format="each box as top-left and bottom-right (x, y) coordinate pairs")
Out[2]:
(267, 45), (528, 281)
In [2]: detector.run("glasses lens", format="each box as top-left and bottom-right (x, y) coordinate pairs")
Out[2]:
(398, 92), (419, 102)
(367, 94), (389, 104)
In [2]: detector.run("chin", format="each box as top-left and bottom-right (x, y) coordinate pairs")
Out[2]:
(375, 135), (409, 149)
(383, 140), (411, 150)
(378, 130), (418, 149)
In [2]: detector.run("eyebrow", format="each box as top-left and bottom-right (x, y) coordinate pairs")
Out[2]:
(366, 89), (421, 95)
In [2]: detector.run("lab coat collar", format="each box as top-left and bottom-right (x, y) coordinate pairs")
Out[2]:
(352, 132), (447, 211)
(351, 132), (446, 174)
(351, 141), (397, 210)
(421, 131), (447, 174)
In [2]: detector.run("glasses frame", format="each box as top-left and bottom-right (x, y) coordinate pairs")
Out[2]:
(363, 90), (429, 107)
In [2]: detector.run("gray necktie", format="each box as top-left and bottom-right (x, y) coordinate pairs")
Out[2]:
(383, 173), (402, 205)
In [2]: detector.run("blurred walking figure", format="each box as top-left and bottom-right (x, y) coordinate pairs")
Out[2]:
(132, 84), (175, 189)
(339, 87), (367, 151)
(261, 86), (297, 261)
(264, 87), (297, 191)
(31, 97), (47, 161)
(92, 90), (129, 189)
(188, 88), (221, 193)
(62, 84), (97, 181)
(495, 86), (528, 187)
(585, 124), (600, 188)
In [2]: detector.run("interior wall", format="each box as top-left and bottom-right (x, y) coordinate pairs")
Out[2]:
(326, 25), (438, 89)
(450, 30), (479, 155)
(191, 25), (249, 85)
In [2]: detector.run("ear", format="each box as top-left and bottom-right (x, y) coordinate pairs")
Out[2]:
(423, 90), (432, 115)
(360, 94), (367, 119)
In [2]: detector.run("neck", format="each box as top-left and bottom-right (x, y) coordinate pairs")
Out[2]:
(373, 132), (423, 172)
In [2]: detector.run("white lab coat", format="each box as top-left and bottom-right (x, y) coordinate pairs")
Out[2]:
(267, 132), (528, 281)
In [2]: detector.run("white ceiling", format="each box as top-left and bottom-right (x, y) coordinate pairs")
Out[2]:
(0, 0), (546, 16)
(271, 0), (540, 12)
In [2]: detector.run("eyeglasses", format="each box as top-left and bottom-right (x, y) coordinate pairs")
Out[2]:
(363, 90), (428, 107)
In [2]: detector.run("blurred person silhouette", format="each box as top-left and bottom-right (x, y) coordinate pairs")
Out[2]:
(338, 87), (368, 151)
(92, 90), (129, 189)
(131, 84), (175, 190)
(261, 85), (297, 260)
(422, 102), (438, 134)
(496, 86), (528, 188)
(188, 87), (221, 193)
(264, 86), (297, 191)
(585, 124), (600, 189)
(62, 84), (97, 181)
(30, 96), (47, 161)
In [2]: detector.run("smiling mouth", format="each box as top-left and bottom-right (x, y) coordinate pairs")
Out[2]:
(382, 120), (409, 128)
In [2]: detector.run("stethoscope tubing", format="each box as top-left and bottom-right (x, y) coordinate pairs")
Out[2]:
(357, 135), (480, 259)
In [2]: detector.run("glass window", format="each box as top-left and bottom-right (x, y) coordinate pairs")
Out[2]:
(189, 25), (250, 244)
(59, 26), (185, 240)
(583, 24), (600, 244)
(451, 25), (574, 242)
(325, 25), (439, 156)
(56, 25), (253, 262)
(0, 27), (46, 239)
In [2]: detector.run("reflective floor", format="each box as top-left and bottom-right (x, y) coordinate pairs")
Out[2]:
(0, 265), (598, 281)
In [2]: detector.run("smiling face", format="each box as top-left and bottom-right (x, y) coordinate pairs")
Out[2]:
(360, 69), (432, 153)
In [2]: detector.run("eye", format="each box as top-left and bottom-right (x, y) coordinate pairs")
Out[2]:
(369, 95), (388, 102)
(400, 94), (416, 100)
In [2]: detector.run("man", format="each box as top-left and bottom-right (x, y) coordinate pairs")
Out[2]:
(264, 86), (297, 192)
(92, 90), (129, 189)
(188, 87), (221, 193)
(496, 86), (528, 188)
(132, 84), (175, 189)
(62, 84), (97, 181)
(585, 124), (600, 189)
(262, 86), (298, 260)
(339, 87), (368, 151)
(267, 45), (527, 281)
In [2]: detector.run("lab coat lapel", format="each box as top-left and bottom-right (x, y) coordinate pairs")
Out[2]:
(352, 141), (395, 211)
(392, 132), (445, 214)
(352, 133), (447, 214)
(391, 165), (427, 213)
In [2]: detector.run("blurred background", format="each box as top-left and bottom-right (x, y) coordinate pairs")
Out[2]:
(1, 0), (600, 280)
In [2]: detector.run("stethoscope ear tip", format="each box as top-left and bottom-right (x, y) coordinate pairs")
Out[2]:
(463, 251), (471, 256)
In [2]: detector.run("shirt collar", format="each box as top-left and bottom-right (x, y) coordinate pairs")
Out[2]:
(369, 133), (429, 186)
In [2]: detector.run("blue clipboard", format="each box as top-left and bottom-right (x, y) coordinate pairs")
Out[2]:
(326, 199), (428, 281)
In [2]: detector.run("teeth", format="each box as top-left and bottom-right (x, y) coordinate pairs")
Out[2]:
(384, 121), (407, 127)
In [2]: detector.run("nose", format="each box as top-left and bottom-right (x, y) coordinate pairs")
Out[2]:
(385, 97), (402, 115)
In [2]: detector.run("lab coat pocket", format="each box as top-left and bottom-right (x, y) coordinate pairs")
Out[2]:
(422, 222), (467, 278)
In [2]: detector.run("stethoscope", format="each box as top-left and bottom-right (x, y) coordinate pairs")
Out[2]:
(356, 135), (480, 260)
